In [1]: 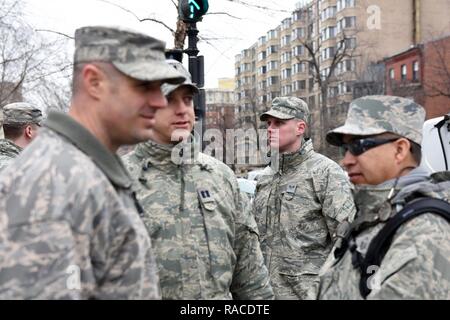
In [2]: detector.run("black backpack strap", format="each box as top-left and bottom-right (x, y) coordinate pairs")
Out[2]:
(434, 114), (450, 171)
(359, 197), (450, 298)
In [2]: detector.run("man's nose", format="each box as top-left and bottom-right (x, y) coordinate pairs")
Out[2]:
(149, 88), (168, 109)
(342, 150), (356, 169)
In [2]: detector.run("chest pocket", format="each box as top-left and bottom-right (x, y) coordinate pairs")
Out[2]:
(197, 187), (235, 282)
(279, 183), (327, 249)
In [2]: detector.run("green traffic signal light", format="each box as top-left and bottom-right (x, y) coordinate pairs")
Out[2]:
(179, 0), (209, 22)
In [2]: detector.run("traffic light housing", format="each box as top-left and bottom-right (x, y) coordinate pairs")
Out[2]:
(179, 0), (209, 23)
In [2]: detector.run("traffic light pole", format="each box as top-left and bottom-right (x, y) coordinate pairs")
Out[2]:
(184, 22), (205, 144)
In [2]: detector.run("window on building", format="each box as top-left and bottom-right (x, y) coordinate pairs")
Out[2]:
(292, 27), (305, 40)
(309, 78), (314, 92)
(281, 35), (291, 47)
(321, 46), (336, 60)
(292, 10), (302, 21)
(258, 66), (267, 75)
(257, 51), (267, 61)
(338, 81), (354, 95)
(321, 26), (336, 41)
(268, 76), (279, 86)
(292, 62), (306, 74)
(267, 45), (278, 55)
(413, 61), (420, 81)
(281, 52), (292, 64)
(337, 16), (356, 32)
(293, 80), (305, 91)
(344, 37), (356, 49)
(328, 86), (338, 97)
(281, 85), (292, 95)
(321, 6), (337, 21)
(321, 67), (330, 80)
(267, 60), (278, 71)
(401, 64), (407, 80)
(281, 68), (292, 80)
(337, 0), (355, 12)
(267, 29), (277, 40)
(258, 36), (267, 46)
(292, 45), (304, 56)
(337, 59), (356, 73)
(389, 68), (395, 79)
(282, 18), (292, 30)
(308, 24), (314, 38)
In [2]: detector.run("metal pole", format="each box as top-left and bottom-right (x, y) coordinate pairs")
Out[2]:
(184, 22), (205, 144)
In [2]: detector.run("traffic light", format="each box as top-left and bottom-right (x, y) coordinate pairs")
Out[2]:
(179, 0), (209, 23)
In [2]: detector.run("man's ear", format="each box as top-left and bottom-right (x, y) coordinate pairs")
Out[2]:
(394, 138), (411, 164)
(81, 64), (106, 99)
(24, 125), (33, 140)
(297, 120), (306, 136)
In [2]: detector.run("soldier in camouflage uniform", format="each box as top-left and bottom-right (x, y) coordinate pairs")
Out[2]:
(0, 102), (42, 172)
(318, 95), (450, 299)
(0, 26), (186, 299)
(123, 60), (274, 300)
(253, 96), (356, 300)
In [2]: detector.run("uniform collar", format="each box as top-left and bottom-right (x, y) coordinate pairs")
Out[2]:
(0, 139), (22, 156)
(277, 138), (314, 173)
(44, 111), (132, 189)
(134, 139), (201, 172)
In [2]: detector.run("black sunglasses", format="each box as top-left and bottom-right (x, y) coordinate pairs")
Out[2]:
(341, 137), (399, 156)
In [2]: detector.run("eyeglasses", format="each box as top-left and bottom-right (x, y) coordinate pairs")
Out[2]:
(340, 137), (399, 156)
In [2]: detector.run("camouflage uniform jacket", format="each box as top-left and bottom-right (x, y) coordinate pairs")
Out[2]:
(123, 140), (274, 300)
(0, 139), (22, 172)
(0, 111), (160, 300)
(318, 169), (450, 299)
(253, 139), (356, 299)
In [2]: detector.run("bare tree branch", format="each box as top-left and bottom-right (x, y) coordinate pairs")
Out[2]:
(224, 0), (290, 13)
(97, 0), (175, 34)
(35, 29), (73, 39)
(206, 12), (242, 20)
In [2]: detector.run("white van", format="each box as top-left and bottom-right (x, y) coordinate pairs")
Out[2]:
(421, 113), (450, 172)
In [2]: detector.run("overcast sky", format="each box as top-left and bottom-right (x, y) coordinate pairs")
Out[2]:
(23, 0), (305, 88)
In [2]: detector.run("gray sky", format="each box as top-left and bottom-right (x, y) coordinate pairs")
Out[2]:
(23, 0), (304, 88)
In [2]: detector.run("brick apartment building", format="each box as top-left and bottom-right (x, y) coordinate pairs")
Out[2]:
(385, 35), (450, 119)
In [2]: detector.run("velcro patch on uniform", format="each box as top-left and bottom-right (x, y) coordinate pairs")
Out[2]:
(197, 188), (217, 211)
(287, 184), (297, 194)
(282, 184), (297, 200)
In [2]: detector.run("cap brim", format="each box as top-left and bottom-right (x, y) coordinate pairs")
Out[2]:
(326, 124), (388, 146)
(162, 83), (199, 96)
(260, 110), (294, 121)
(113, 60), (185, 84)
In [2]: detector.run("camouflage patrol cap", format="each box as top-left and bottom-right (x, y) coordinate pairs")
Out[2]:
(2, 102), (43, 125)
(260, 96), (309, 122)
(161, 59), (199, 96)
(74, 26), (186, 84)
(326, 95), (426, 146)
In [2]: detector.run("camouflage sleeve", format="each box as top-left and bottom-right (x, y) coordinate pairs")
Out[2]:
(367, 214), (450, 300)
(230, 189), (275, 300)
(314, 162), (356, 239)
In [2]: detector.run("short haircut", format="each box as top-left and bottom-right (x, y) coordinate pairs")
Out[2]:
(3, 123), (27, 140)
(375, 132), (422, 165)
(72, 62), (120, 95)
